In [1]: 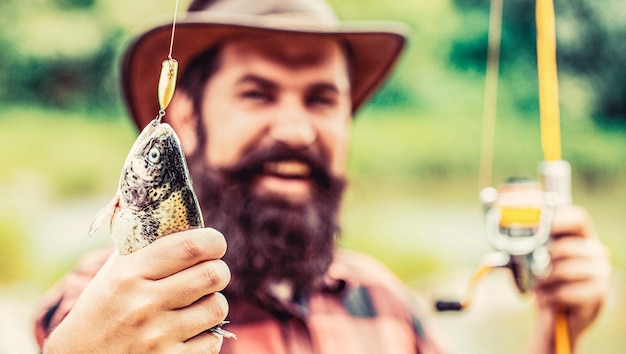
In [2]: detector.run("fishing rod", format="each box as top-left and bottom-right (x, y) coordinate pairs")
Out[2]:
(435, 0), (572, 353)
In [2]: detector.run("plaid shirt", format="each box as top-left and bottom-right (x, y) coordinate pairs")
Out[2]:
(34, 249), (445, 353)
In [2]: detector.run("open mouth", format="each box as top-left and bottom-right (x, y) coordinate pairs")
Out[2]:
(263, 159), (312, 180)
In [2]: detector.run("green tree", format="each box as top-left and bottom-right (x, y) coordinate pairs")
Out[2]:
(0, 0), (122, 112)
(448, 0), (626, 125)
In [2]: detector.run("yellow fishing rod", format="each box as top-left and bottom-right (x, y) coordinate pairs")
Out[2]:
(437, 1), (572, 353)
(536, 0), (572, 352)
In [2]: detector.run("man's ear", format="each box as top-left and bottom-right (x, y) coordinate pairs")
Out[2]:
(166, 91), (199, 155)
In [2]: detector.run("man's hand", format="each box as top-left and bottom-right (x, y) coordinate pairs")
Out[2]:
(43, 227), (231, 354)
(530, 205), (611, 352)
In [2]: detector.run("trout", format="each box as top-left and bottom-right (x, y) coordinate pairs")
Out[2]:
(89, 117), (236, 339)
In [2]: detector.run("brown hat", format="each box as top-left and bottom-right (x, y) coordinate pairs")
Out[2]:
(121, 0), (409, 130)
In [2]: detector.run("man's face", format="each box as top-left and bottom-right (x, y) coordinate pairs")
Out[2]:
(198, 35), (353, 204)
(174, 35), (353, 299)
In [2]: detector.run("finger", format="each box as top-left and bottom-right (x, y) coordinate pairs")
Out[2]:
(538, 278), (609, 309)
(537, 238), (611, 287)
(160, 259), (231, 309)
(534, 278), (608, 340)
(538, 255), (611, 286)
(181, 330), (224, 354)
(169, 292), (229, 343)
(550, 205), (595, 239)
(548, 237), (610, 263)
(131, 228), (227, 280)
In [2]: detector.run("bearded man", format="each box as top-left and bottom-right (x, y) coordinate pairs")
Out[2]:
(34, 0), (610, 353)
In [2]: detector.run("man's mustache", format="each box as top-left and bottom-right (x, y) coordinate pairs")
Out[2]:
(219, 142), (334, 189)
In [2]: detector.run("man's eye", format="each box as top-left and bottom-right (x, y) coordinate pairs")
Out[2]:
(242, 90), (271, 101)
(308, 95), (336, 107)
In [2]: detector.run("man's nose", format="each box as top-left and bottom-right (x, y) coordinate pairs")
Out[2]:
(269, 101), (316, 147)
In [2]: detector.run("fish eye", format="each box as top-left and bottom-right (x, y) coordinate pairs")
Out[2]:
(147, 146), (161, 164)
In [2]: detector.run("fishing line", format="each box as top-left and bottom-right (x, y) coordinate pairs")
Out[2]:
(478, 0), (503, 191)
(167, 0), (180, 60)
(157, 0), (181, 122)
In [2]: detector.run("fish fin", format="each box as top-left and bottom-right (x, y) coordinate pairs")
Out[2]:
(87, 195), (120, 237)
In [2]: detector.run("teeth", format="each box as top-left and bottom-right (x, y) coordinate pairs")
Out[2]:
(264, 160), (311, 177)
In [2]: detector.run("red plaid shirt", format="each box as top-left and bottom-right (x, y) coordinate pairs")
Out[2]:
(34, 249), (445, 353)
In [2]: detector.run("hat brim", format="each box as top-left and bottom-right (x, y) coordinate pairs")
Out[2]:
(121, 14), (409, 130)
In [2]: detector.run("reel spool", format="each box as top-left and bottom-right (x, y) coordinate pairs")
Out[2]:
(480, 177), (556, 293)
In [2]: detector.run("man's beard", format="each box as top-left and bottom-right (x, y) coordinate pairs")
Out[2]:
(188, 142), (346, 303)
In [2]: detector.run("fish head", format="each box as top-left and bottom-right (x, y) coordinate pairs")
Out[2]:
(119, 120), (189, 209)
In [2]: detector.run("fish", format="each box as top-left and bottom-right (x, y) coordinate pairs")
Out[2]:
(89, 117), (203, 254)
(89, 117), (236, 339)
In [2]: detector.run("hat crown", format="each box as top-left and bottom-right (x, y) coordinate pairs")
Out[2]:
(187, 0), (339, 23)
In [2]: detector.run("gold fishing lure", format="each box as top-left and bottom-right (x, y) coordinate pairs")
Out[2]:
(158, 58), (178, 111)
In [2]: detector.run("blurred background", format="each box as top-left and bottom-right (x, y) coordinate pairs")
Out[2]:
(0, 0), (624, 352)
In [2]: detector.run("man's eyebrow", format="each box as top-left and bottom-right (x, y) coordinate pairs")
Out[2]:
(235, 74), (277, 89)
(308, 82), (340, 95)
(236, 74), (343, 95)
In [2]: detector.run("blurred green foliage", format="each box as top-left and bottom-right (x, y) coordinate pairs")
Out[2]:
(448, 0), (626, 125)
(0, 0), (179, 112)
(0, 0), (624, 285)
(0, 3), (623, 352)
(2, 0), (624, 124)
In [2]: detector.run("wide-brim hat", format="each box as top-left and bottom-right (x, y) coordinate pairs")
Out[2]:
(121, 0), (409, 130)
